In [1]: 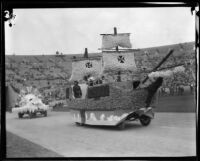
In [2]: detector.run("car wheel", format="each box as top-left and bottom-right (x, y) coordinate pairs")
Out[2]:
(18, 113), (24, 118)
(43, 111), (47, 117)
(29, 112), (36, 119)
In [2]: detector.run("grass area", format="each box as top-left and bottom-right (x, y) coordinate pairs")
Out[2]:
(6, 131), (63, 158)
(156, 94), (196, 112)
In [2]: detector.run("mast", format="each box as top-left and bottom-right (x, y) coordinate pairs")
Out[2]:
(101, 27), (137, 75)
(114, 27), (119, 51)
(100, 27), (132, 51)
(84, 48), (88, 58)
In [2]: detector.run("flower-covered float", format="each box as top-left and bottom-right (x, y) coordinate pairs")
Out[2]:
(12, 86), (49, 118)
(66, 27), (186, 129)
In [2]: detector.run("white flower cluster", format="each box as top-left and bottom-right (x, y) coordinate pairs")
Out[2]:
(148, 66), (185, 79)
(12, 94), (49, 113)
(19, 87), (42, 99)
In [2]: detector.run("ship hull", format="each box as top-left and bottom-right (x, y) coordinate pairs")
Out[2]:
(70, 108), (154, 126)
(67, 81), (159, 128)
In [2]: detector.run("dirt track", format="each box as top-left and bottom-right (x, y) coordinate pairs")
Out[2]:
(6, 111), (196, 157)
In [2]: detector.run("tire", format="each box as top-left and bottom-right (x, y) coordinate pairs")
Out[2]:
(139, 115), (151, 126)
(29, 112), (36, 119)
(43, 111), (47, 117)
(75, 122), (81, 126)
(18, 113), (24, 118)
(75, 122), (84, 126)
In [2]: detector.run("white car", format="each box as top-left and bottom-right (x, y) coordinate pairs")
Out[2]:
(12, 94), (49, 119)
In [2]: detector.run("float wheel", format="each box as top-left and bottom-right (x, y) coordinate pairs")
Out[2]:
(75, 122), (84, 126)
(139, 115), (151, 126)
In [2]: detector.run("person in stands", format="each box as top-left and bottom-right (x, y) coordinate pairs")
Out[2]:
(72, 81), (82, 98)
(190, 83), (194, 94)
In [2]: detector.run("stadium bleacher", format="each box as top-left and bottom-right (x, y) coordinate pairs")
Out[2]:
(5, 42), (196, 105)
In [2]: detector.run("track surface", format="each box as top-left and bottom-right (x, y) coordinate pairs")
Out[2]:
(6, 111), (196, 157)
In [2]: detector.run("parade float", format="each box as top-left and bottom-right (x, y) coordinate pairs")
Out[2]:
(12, 86), (49, 118)
(66, 27), (185, 129)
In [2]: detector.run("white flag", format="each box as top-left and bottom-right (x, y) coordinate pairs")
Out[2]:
(102, 51), (137, 72)
(102, 33), (132, 49)
(69, 59), (103, 81)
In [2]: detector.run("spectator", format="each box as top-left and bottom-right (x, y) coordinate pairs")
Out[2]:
(95, 78), (102, 85)
(88, 77), (94, 86)
(101, 76), (106, 83)
(190, 83), (194, 94)
(178, 85), (184, 95)
(72, 81), (82, 98)
(169, 87), (174, 96)
(83, 75), (89, 82)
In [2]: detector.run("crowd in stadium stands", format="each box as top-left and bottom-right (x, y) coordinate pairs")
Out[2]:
(6, 56), (70, 105)
(5, 47), (196, 105)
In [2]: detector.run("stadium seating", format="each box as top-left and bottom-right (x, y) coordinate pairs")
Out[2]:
(5, 42), (196, 103)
